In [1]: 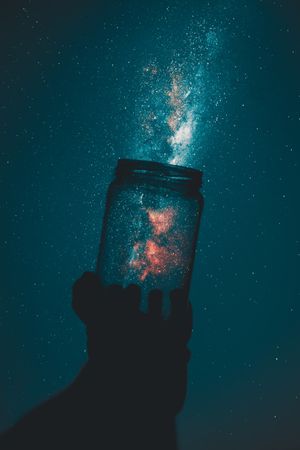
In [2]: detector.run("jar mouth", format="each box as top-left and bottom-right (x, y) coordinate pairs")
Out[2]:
(116, 158), (202, 188)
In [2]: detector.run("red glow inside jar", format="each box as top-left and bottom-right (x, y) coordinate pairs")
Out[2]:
(96, 159), (204, 312)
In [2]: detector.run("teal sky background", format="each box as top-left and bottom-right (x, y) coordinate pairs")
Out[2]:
(1, 1), (299, 449)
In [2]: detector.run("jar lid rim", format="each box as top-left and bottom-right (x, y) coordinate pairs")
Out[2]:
(116, 158), (202, 186)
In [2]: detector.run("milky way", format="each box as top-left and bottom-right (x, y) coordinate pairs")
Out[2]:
(129, 18), (228, 168)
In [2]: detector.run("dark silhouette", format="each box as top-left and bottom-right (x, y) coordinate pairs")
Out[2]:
(0, 272), (192, 449)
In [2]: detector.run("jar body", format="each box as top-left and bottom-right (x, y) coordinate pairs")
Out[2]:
(96, 160), (204, 309)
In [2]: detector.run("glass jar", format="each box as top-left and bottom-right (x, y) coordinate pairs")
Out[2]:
(96, 159), (204, 311)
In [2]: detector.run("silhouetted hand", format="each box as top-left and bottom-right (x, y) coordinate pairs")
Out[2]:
(72, 272), (192, 417)
(0, 272), (193, 450)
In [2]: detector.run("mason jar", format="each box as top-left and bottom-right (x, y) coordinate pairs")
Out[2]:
(96, 158), (204, 311)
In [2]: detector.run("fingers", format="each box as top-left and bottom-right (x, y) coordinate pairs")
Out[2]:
(148, 289), (163, 319)
(73, 273), (192, 346)
(73, 273), (143, 327)
(105, 284), (123, 307)
(73, 272), (100, 294)
(124, 284), (141, 312)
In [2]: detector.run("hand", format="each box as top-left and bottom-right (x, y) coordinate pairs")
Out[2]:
(72, 272), (192, 417)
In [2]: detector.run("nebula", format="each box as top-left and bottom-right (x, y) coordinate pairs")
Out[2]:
(129, 21), (226, 168)
(129, 206), (181, 282)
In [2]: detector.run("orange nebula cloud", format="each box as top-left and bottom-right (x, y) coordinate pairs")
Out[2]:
(147, 207), (175, 235)
(129, 206), (181, 282)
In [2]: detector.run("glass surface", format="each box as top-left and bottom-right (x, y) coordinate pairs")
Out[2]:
(96, 159), (203, 312)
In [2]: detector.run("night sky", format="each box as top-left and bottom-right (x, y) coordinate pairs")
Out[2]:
(1, 1), (299, 449)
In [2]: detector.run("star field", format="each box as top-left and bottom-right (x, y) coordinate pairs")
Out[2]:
(1, 1), (299, 449)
